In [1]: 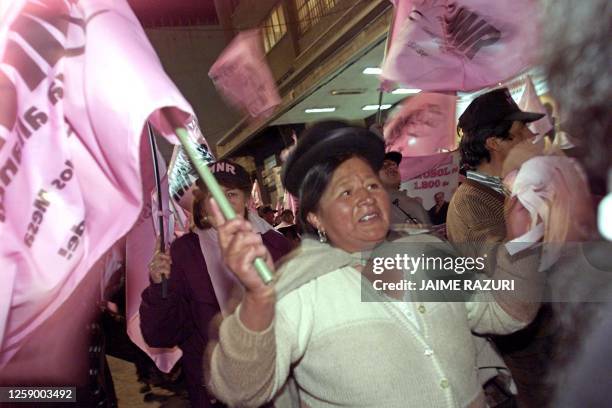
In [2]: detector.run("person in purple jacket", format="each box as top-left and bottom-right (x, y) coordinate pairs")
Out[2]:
(140, 160), (291, 407)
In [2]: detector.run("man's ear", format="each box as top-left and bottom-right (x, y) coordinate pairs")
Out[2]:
(484, 136), (500, 153)
(306, 212), (321, 231)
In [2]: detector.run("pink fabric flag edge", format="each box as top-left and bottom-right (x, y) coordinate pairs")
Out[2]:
(0, 0), (194, 367)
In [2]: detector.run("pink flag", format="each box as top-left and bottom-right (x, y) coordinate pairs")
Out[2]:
(171, 200), (191, 237)
(387, 0), (413, 51)
(124, 141), (182, 373)
(381, 0), (539, 91)
(0, 0), (194, 369)
(250, 179), (263, 211)
(384, 92), (457, 158)
(282, 189), (298, 216)
(208, 30), (281, 118)
(275, 199), (283, 214)
(518, 75), (552, 140)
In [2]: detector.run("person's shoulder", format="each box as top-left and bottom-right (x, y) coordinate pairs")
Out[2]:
(262, 228), (288, 242)
(391, 233), (445, 245)
(450, 182), (495, 207)
(451, 181), (476, 199)
(262, 229), (292, 259)
(170, 232), (199, 256)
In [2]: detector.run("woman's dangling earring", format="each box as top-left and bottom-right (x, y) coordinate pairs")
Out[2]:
(317, 228), (327, 243)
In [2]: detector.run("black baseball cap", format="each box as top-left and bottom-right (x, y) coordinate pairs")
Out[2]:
(197, 159), (251, 191)
(458, 87), (545, 133)
(384, 151), (402, 165)
(282, 121), (385, 197)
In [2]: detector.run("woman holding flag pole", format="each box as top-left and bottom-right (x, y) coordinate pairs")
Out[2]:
(201, 121), (542, 408)
(140, 158), (290, 407)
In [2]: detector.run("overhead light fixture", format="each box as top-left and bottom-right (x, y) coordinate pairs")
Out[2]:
(305, 107), (336, 113)
(330, 88), (366, 96)
(362, 67), (382, 75)
(392, 88), (421, 95)
(362, 104), (392, 111)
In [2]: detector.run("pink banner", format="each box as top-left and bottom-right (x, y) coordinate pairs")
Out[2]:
(518, 75), (552, 140)
(382, 0), (539, 91)
(209, 30), (281, 118)
(400, 151), (459, 209)
(250, 179), (263, 211)
(384, 92), (457, 157)
(0, 0), (193, 368)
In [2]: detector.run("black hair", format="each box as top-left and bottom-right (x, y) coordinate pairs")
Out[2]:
(296, 154), (355, 236)
(458, 120), (513, 169)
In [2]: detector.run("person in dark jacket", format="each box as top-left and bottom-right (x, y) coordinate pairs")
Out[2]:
(140, 160), (291, 407)
(428, 191), (449, 225)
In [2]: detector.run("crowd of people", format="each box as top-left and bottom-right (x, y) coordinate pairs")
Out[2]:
(2, 0), (607, 406)
(138, 78), (608, 408)
(113, 0), (611, 403)
(133, 1), (612, 401)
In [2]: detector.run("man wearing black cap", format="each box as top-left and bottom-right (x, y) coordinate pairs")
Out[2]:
(447, 87), (543, 246)
(446, 87), (548, 407)
(379, 151), (430, 226)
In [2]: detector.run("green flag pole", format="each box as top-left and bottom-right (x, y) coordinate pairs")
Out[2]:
(174, 126), (274, 284)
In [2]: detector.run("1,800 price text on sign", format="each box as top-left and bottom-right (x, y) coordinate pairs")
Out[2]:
(0, 387), (76, 402)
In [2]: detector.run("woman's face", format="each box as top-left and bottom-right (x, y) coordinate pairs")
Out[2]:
(202, 186), (248, 228)
(308, 157), (390, 253)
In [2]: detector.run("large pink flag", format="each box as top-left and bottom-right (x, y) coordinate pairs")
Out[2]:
(0, 0), (194, 369)
(209, 30), (281, 118)
(381, 0), (539, 91)
(384, 92), (457, 157)
(518, 75), (552, 140)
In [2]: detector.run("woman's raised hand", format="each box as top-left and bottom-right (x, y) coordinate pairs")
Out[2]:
(208, 198), (275, 296)
(208, 198), (276, 331)
(148, 237), (172, 284)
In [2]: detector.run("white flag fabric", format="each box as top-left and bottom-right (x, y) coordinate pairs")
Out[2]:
(518, 75), (553, 141)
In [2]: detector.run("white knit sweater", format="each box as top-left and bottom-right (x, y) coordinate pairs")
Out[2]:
(207, 237), (539, 408)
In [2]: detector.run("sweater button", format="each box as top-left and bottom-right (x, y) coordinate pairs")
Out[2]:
(417, 305), (426, 313)
(440, 379), (449, 389)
